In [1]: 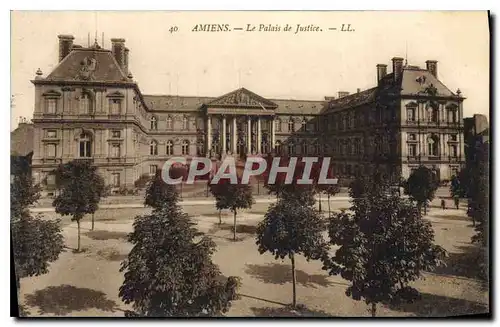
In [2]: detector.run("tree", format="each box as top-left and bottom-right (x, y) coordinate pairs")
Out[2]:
(144, 170), (179, 209)
(119, 187), (239, 317)
(134, 173), (151, 190)
(403, 166), (438, 216)
(53, 160), (106, 251)
(468, 142), (489, 245)
(217, 179), (254, 241)
(11, 158), (64, 303)
(209, 178), (228, 225)
(322, 175), (446, 317)
(316, 166), (340, 217)
(169, 165), (188, 199)
(256, 197), (327, 308)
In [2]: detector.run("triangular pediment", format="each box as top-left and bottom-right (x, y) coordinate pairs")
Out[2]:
(206, 88), (278, 109)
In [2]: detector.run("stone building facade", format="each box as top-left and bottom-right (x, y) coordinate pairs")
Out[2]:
(30, 35), (465, 188)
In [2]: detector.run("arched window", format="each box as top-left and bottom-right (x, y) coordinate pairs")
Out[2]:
(150, 116), (158, 130)
(182, 115), (189, 130)
(79, 133), (92, 158)
(182, 140), (190, 155)
(166, 140), (173, 155)
(288, 119), (295, 132)
(275, 118), (282, 132)
(150, 140), (158, 156)
(166, 116), (173, 130)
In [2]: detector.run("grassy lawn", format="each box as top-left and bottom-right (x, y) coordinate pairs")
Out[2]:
(18, 198), (489, 317)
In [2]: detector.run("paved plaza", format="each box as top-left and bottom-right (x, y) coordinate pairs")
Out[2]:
(19, 197), (489, 317)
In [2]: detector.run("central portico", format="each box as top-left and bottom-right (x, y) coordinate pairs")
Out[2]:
(204, 88), (278, 158)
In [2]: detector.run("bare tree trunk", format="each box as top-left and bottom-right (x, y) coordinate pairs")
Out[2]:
(233, 209), (237, 241)
(77, 220), (81, 252)
(423, 202), (427, 215)
(257, 179), (260, 195)
(371, 303), (376, 317)
(327, 194), (331, 218)
(218, 209), (222, 225)
(91, 213), (95, 231)
(291, 253), (297, 308)
(318, 192), (322, 212)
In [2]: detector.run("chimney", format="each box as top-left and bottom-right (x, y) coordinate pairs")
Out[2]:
(376, 64), (387, 83)
(426, 60), (438, 78)
(124, 47), (130, 74)
(392, 57), (404, 81)
(111, 38), (126, 71)
(58, 35), (74, 62)
(338, 91), (350, 98)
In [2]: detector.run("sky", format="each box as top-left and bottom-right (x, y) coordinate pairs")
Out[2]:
(10, 11), (489, 130)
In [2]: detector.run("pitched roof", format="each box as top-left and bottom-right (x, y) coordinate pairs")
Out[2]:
(400, 68), (455, 97)
(46, 47), (129, 82)
(325, 65), (459, 113)
(326, 88), (378, 111)
(142, 95), (213, 112)
(272, 99), (327, 115)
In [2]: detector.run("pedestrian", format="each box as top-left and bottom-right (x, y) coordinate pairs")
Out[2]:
(454, 197), (460, 210)
(441, 199), (446, 210)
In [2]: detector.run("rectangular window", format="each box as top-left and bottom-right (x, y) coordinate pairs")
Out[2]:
(111, 144), (121, 158)
(46, 99), (57, 114)
(408, 144), (417, 156)
(149, 165), (158, 176)
(408, 133), (417, 141)
(46, 173), (56, 186)
(46, 130), (57, 138)
(112, 173), (120, 187)
(450, 134), (458, 141)
(46, 144), (57, 158)
(110, 99), (121, 115)
(80, 95), (90, 114)
(112, 130), (121, 138)
(450, 145), (458, 157)
(275, 120), (281, 132)
(407, 108), (415, 121)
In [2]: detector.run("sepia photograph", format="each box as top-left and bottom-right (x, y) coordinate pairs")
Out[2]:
(10, 10), (490, 318)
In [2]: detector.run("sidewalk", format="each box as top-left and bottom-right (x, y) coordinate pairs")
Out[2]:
(30, 196), (352, 213)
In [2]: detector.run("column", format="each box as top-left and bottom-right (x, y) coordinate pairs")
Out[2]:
(206, 115), (211, 157)
(271, 117), (276, 151)
(247, 116), (252, 154)
(222, 115), (227, 155)
(257, 117), (262, 154)
(232, 116), (237, 154)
